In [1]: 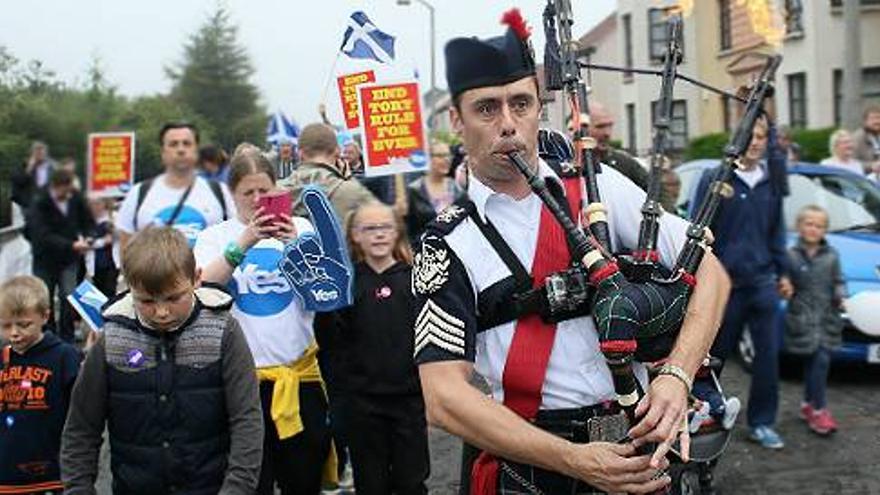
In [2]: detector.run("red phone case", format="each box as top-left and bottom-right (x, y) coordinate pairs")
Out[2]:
(258, 191), (292, 223)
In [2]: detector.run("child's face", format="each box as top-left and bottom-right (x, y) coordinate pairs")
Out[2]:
(131, 276), (198, 332)
(798, 211), (828, 245)
(0, 309), (48, 354)
(352, 206), (398, 262)
(88, 198), (107, 218)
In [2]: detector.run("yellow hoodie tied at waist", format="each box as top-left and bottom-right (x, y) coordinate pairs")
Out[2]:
(255, 343), (338, 484)
(255, 343), (324, 440)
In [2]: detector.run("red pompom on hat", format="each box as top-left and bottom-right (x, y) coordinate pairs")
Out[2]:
(501, 8), (531, 41)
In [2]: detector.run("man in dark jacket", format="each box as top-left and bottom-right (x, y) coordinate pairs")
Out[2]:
(11, 141), (56, 209)
(691, 119), (791, 449)
(25, 169), (94, 343)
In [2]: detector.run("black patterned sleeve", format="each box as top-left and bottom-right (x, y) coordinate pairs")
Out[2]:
(412, 233), (478, 364)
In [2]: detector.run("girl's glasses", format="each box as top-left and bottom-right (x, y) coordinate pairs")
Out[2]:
(357, 223), (395, 235)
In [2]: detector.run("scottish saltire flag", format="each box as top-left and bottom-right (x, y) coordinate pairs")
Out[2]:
(267, 112), (300, 147)
(66, 280), (109, 332)
(340, 11), (396, 64)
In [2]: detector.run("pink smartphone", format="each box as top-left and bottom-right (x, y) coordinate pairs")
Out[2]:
(257, 190), (292, 224)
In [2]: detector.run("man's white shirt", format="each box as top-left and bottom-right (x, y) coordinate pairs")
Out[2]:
(116, 174), (235, 245)
(417, 160), (690, 410)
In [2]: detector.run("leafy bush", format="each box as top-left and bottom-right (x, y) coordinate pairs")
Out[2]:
(683, 132), (729, 161)
(791, 127), (834, 163)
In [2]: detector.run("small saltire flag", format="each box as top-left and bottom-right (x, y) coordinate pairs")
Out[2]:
(267, 112), (300, 147)
(66, 280), (108, 332)
(340, 11), (396, 64)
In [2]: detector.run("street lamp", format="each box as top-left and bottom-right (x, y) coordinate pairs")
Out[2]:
(396, 0), (436, 93)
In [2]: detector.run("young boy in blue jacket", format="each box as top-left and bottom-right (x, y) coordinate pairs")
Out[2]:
(0, 276), (81, 494)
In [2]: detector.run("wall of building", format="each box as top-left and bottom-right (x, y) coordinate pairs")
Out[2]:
(776, 2), (880, 130)
(615, 0), (703, 156)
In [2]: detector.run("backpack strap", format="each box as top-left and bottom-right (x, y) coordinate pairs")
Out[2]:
(133, 178), (155, 231)
(206, 179), (228, 221)
(1, 345), (10, 370)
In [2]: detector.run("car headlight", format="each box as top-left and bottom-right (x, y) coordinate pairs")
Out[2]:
(845, 291), (880, 337)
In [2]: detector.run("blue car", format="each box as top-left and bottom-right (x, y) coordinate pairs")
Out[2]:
(675, 160), (880, 365)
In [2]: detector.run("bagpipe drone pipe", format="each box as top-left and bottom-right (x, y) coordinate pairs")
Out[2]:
(523, 0), (782, 426)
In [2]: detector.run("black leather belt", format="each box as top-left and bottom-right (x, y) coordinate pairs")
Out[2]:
(532, 402), (626, 444)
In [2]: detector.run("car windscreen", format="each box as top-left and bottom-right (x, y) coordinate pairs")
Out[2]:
(785, 173), (880, 232)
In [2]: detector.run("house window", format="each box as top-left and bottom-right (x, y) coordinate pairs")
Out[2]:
(648, 9), (667, 62)
(648, 8), (684, 63)
(622, 13), (634, 81)
(830, 0), (880, 7)
(833, 67), (880, 125)
(626, 103), (637, 153)
(651, 100), (689, 151)
(785, 0), (804, 34)
(719, 0), (732, 50)
(788, 73), (807, 128)
(722, 95), (732, 133)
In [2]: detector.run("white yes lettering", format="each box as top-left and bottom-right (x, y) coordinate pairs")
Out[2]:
(233, 263), (291, 295)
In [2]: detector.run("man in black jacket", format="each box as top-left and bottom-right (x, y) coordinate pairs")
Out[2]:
(25, 169), (94, 342)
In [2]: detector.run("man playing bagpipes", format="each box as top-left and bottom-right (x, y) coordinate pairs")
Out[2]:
(411, 8), (730, 494)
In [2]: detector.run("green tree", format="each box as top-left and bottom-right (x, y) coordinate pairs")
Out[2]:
(167, 5), (265, 150)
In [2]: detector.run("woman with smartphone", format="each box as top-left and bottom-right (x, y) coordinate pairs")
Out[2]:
(194, 144), (333, 495)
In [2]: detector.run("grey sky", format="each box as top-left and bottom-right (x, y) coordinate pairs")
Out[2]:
(0, 0), (614, 124)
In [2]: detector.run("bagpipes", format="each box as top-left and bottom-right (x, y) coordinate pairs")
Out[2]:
(516, 0), (782, 426)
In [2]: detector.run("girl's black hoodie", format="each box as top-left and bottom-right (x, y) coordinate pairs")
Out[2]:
(0, 330), (80, 492)
(323, 261), (421, 396)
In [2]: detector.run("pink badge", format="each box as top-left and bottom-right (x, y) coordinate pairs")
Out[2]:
(375, 286), (392, 299)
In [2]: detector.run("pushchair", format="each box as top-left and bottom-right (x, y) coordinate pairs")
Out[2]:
(664, 356), (738, 495)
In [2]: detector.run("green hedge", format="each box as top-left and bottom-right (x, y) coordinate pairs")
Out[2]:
(683, 127), (836, 164)
(791, 127), (834, 163)
(683, 132), (728, 161)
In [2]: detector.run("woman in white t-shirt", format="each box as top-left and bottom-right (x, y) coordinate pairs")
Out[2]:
(821, 129), (865, 176)
(193, 144), (332, 495)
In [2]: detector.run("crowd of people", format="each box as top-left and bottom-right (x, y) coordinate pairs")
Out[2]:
(0, 14), (875, 495)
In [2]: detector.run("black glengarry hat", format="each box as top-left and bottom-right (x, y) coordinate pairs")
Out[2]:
(445, 9), (536, 98)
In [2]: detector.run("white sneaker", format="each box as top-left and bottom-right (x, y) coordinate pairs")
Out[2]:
(721, 397), (741, 430)
(689, 401), (712, 434)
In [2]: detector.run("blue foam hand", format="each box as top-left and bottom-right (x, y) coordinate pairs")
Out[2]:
(279, 186), (354, 312)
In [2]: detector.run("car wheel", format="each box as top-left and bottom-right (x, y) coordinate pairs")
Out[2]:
(738, 328), (754, 372)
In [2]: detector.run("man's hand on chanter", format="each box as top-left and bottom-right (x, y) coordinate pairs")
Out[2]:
(565, 441), (670, 494)
(628, 374), (691, 467)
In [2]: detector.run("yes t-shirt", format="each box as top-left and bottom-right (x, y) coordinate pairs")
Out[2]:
(193, 217), (316, 367)
(116, 175), (236, 245)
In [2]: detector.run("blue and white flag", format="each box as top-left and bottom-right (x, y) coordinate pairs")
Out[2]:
(340, 11), (396, 64)
(267, 112), (300, 147)
(66, 280), (109, 332)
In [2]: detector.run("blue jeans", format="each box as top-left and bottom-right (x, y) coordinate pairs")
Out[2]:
(711, 283), (781, 428)
(804, 347), (831, 410)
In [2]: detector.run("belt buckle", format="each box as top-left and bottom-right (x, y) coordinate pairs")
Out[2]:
(586, 411), (629, 443)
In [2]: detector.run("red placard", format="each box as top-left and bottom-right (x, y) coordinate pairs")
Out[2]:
(358, 81), (427, 177)
(87, 132), (136, 197)
(337, 70), (376, 129)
